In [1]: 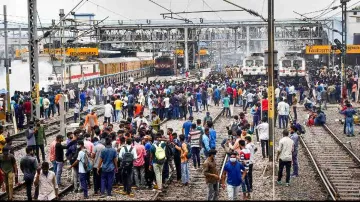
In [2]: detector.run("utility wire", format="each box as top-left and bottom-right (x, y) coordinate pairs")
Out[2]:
(310, 0), (337, 19)
(326, 0), (360, 18)
(202, 0), (224, 22)
(223, 0), (267, 22)
(87, 0), (134, 22)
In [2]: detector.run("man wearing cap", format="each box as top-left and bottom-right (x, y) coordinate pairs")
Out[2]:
(203, 149), (219, 201)
(0, 147), (17, 200)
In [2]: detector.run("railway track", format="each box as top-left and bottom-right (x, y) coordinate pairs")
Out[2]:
(293, 108), (360, 200)
(152, 107), (237, 201)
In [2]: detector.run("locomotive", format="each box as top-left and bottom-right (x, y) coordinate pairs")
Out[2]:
(242, 53), (267, 83)
(278, 52), (307, 86)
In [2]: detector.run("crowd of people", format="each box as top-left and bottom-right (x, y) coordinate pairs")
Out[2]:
(1, 68), (358, 201)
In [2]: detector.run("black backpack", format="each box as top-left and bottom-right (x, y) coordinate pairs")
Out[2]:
(165, 143), (174, 160)
(231, 122), (239, 135)
(122, 146), (134, 167)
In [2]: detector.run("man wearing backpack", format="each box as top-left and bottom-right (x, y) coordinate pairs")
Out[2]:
(119, 138), (138, 196)
(68, 140), (90, 199)
(150, 133), (166, 192)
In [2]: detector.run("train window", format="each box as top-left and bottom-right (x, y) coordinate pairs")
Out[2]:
(282, 60), (291, 68)
(245, 60), (254, 67)
(293, 60), (302, 68)
(255, 60), (263, 67)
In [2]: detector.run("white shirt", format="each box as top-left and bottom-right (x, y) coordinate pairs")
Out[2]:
(148, 97), (153, 109)
(69, 89), (75, 99)
(277, 136), (294, 161)
(129, 77), (134, 83)
(277, 101), (289, 115)
(247, 93), (254, 102)
(74, 103), (80, 113)
(135, 117), (149, 129)
(275, 88), (280, 98)
(163, 97), (170, 108)
(119, 145), (138, 160)
(102, 88), (108, 97)
(289, 86), (295, 94)
(43, 98), (50, 109)
(246, 142), (255, 164)
(77, 149), (87, 174)
(34, 170), (58, 201)
(256, 122), (269, 140)
(104, 103), (113, 118)
(107, 86), (113, 96)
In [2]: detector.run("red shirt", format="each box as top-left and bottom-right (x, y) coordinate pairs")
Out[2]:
(262, 99), (268, 111)
(226, 87), (233, 95)
(232, 89), (237, 98)
(23, 101), (31, 114)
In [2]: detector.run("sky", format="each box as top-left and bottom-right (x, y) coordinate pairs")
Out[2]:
(0, 0), (352, 25)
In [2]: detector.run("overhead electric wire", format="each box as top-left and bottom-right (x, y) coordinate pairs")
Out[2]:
(149, 0), (193, 23)
(202, 0), (225, 22)
(310, 0), (337, 19)
(223, 0), (267, 22)
(87, 0), (134, 22)
(326, 0), (360, 19)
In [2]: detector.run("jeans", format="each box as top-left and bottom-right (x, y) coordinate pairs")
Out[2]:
(80, 101), (85, 112)
(191, 147), (201, 168)
(222, 107), (231, 117)
(241, 173), (250, 193)
(293, 106), (297, 121)
(279, 115), (287, 129)
(244, 101), (253, 111)
(252, 115), (260, 141)
(122, 165), (133, 194)
(181, 162), (189, 184)
(116, 110), (121, 122)
(207, 183), (219, 200)
(226, 184), (240, 200)
(202, 99), (209, 111)
(345, 117), (354, 135)
(180, 106), (187, 119)
(79, 173), (88, 197)
(74, 113), (79, 123)
(162, 160), (169, 183)
(44, 108), (49, 119)
(35, 144), (46, 162)
(104, 117), (111, 124)
(238, 96), (243, 106)
(101, 171), (115, 196)
(153, 163), (164, 190)
(56, 161), (64, 185)
(133, 165), (145, 187)
(248, 164), (253, 190)
(51, 161), (57, 174)
(214, 98), (220, 106)
(260, 140), (269, 158)
(277, 159), (291, 183)
(72, 167), (79, 190)
(163, 108), (169, 119)
(93, 168), (101, 193)
(188, 106), (193, 118)
(174, 155), (182, 181)
(292, 151), (299, 176)
(262, 110), (268, 120)
(24, 177), (34, 201)
(173, 106), (180, 119)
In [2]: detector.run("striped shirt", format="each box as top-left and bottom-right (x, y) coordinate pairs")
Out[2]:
(189, 130), (201, 148)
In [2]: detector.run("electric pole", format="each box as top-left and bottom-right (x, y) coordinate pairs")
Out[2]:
(28, 0), (40, 121)
(59, 9), (66, 137)
(341, 0), (349, 99)
(267, 0), (275, 162)
(184, 27), (189, 72)
(4, 5), (10, 112)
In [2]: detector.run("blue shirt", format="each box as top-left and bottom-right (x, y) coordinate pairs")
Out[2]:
(214, 89), (220, 99)
(224, 161), (245, 186)
(290, 132), (299, 151)
(202, 135), (210, 152)
(196, 92), (201, 101)
(183, 121), (192, 138)
(80, 93), (86, 102)
(209, 129), (217, 149)
(100, 146), (117, 172)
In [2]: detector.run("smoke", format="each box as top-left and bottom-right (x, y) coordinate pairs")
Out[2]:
(0, 58), (53, 97)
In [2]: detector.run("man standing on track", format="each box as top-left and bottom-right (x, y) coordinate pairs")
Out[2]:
(203, 149), (219, 201)
(276, 129), (294, 186)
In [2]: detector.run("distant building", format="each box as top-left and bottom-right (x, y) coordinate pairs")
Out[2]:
(347, 8), (360, 45)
